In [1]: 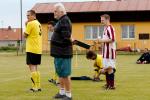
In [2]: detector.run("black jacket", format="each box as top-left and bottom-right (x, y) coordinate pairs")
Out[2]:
(137, 52), (150, 63)
(50, 15), (73, 58)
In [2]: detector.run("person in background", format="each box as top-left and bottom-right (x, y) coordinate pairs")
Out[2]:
(86, 50), (103, 82)
(47, 21), (59, 85)
(136, 48), (150, 64)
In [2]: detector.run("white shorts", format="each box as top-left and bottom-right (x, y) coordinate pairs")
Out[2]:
(103, 58), (116, 69)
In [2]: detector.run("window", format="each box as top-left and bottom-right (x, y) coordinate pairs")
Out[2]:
(92, 26), (98, 39)
(84, 25), (104, 40)
(99, 26), (104, 38)
(85, 26), (91, 39)
(121, 25), (135, 39)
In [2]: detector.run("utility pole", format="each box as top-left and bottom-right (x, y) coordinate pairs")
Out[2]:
(20, 0), (23, 53)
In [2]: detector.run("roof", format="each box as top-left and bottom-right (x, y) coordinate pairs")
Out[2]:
(32, 0), (150, 14)
(0, 28), (22, 41)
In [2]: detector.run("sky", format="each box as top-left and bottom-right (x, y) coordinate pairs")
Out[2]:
(0, 0), (115, 28)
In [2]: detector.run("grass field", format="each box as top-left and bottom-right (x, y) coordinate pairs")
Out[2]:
(0, 54), (150, 100)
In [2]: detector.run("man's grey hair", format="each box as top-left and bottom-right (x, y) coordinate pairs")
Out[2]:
(54, 3), (67, 14)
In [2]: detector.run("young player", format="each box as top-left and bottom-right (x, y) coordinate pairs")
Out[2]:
(24, 10), (42, 92)
(86, 51), (103, 81)
(47, 21), (59, 85)
(98, 14), (116, 90)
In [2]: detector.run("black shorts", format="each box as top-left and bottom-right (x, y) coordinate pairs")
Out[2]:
(26, 52), (41, 65)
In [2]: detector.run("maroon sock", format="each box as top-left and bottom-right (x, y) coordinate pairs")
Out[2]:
(110, 80), (114, 87)
(107, 73), (115, 88)
(109, 73), (115, 87)
(105, 73), (109, 87)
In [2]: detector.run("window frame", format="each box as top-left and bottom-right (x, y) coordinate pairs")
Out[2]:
(84, 25), (104, 40)
(121, 25), (135, 40)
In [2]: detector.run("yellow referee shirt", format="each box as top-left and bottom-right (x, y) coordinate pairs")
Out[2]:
(25, 20), (42, 54)
(94, 54), (103, 69)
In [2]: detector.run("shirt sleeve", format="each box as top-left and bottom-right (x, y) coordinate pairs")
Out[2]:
(25, 22), (32, 35)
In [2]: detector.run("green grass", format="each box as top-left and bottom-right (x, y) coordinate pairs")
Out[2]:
(0, 54), (150, 100)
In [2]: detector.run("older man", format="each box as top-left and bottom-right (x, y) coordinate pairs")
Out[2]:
(51, 3), (73, 100)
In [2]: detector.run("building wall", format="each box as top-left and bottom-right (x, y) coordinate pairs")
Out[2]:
(0, 41), (18, 47)
(41, 24), (49, 52)
(113, 22), (150, 50)
(72, 22), (150, 50)
(41, 22), (150, 51)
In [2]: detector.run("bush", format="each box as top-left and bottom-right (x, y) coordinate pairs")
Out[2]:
(0, 46), (17, 51)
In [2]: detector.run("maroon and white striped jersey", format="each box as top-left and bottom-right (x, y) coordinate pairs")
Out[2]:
(102, 25), (116, 59)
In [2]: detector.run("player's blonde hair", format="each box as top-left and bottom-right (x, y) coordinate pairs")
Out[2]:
(101, 14), (110, 20)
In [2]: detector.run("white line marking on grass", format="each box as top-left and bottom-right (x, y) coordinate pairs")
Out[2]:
(0, 76), (26, 83)
(0, 73), (13, 75)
